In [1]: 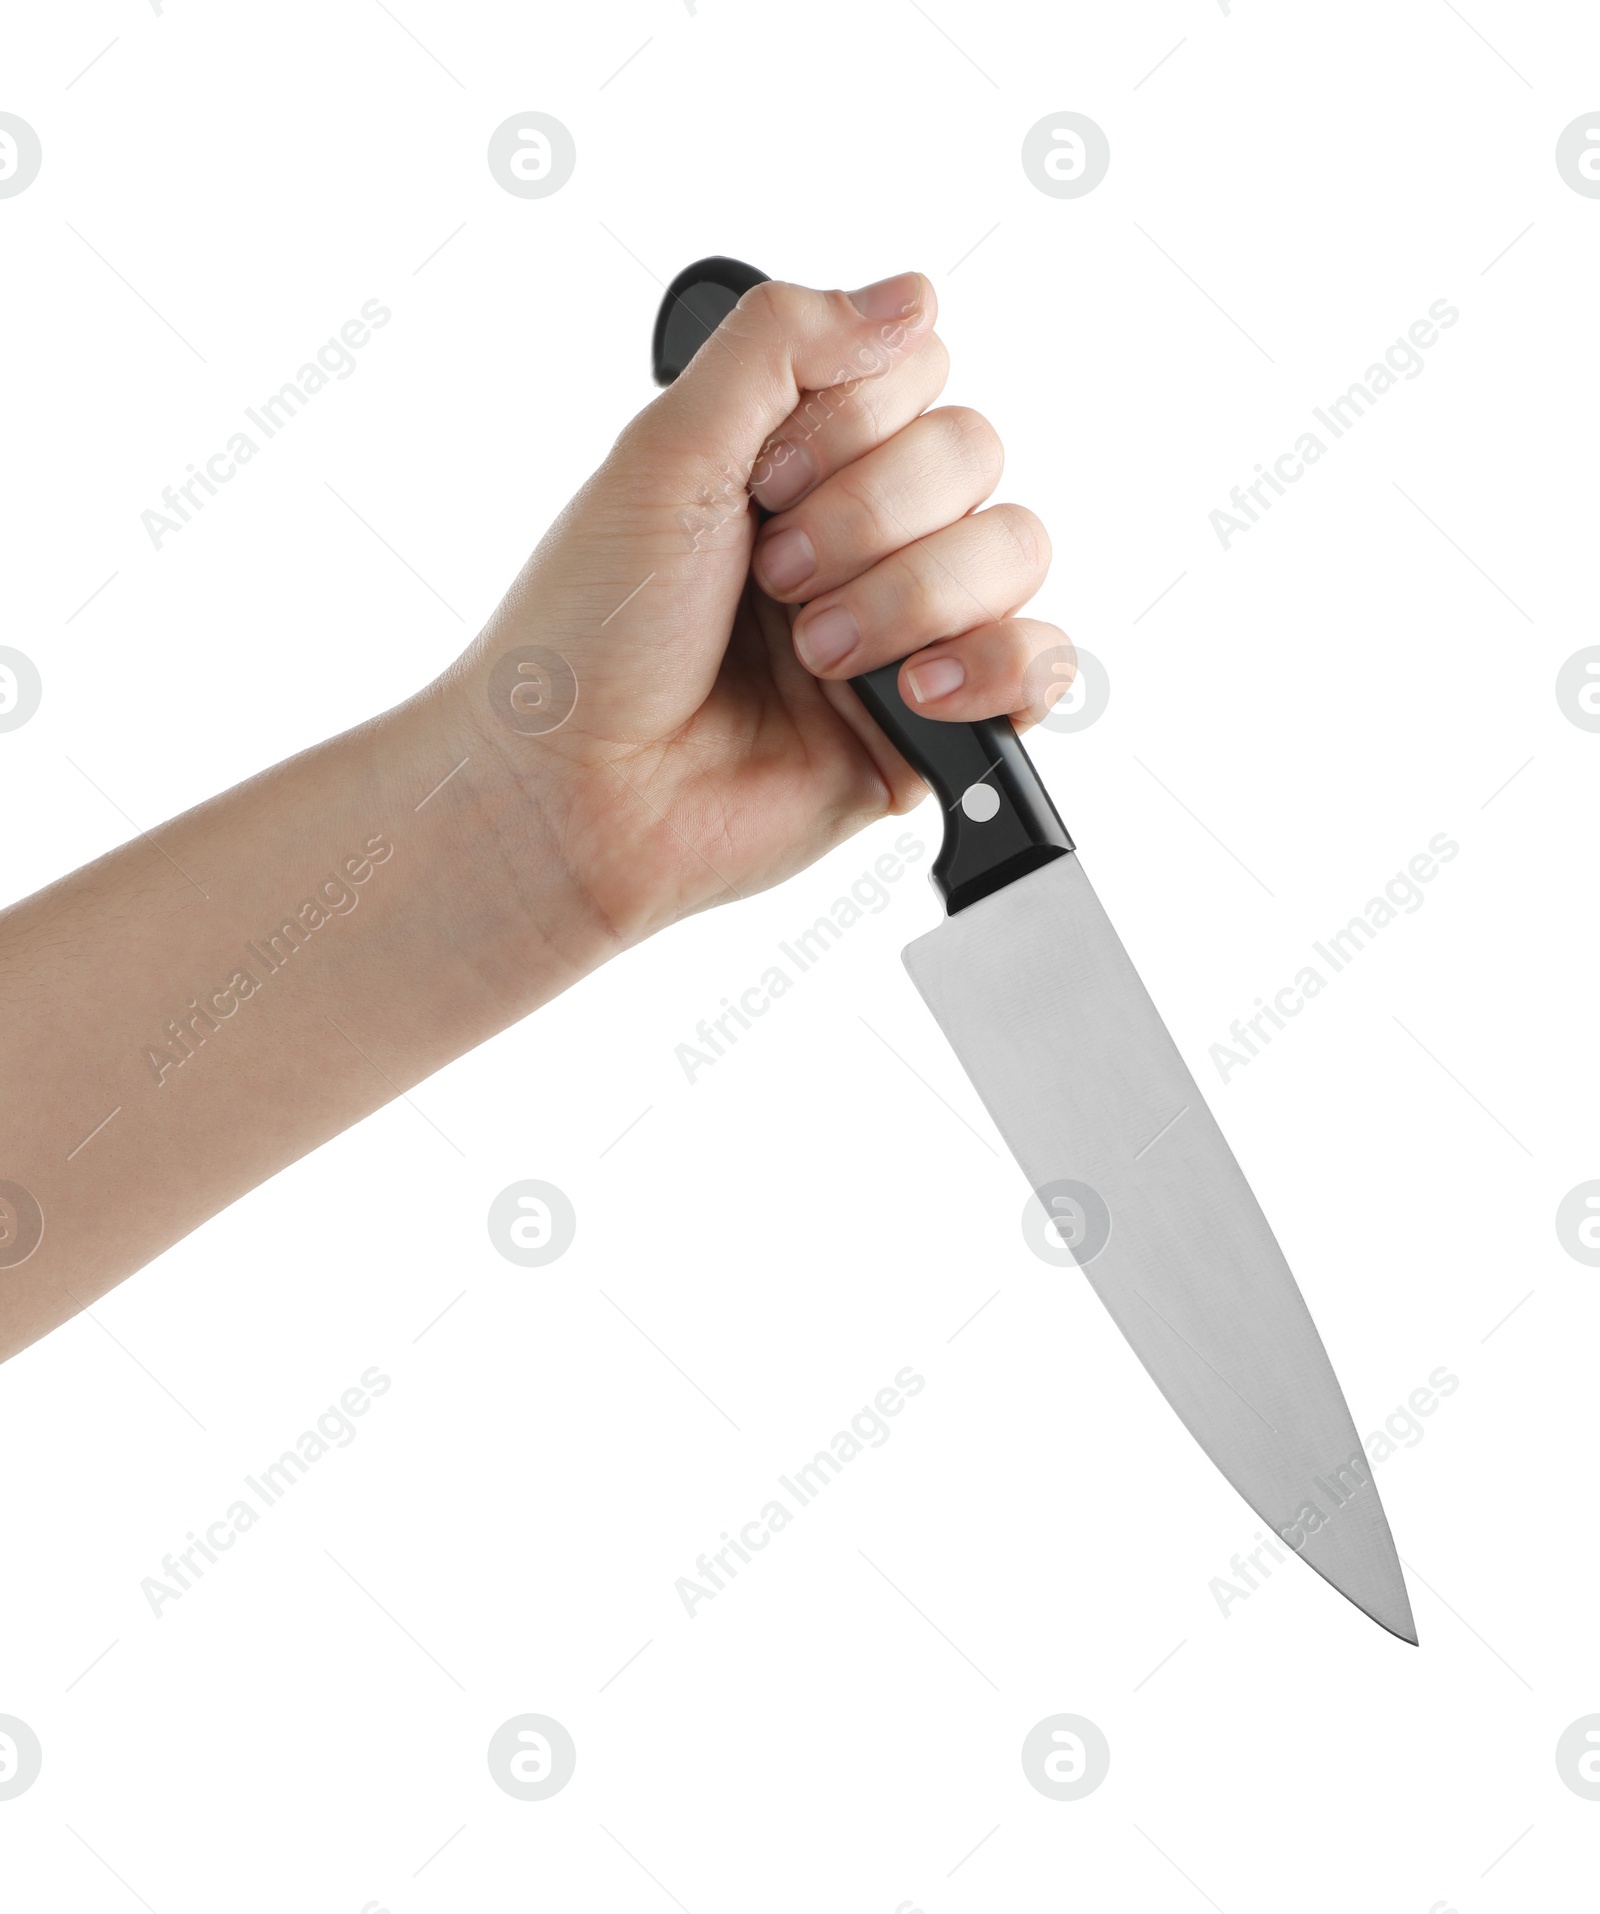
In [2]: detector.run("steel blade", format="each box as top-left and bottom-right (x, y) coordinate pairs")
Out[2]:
(903, 854), (1415, 1642)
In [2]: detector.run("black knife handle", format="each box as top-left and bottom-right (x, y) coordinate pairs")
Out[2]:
(851, 661), (1072, 915)
(650, 255), (1073, 916)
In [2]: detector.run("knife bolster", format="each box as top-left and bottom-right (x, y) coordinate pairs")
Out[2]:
(851, 661), (1074, 915)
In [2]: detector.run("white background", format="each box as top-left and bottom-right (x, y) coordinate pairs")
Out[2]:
(2, 1), (1597, 1908)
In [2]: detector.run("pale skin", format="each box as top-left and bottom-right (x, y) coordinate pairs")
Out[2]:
(0, 272), (1071, 1363)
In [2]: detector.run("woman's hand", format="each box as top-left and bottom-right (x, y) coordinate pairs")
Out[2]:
(448, 271), (1071, 950)
(0, 269), (1072, 1359)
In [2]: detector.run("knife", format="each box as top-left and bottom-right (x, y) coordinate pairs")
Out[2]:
(653, 257), (1416, 1644)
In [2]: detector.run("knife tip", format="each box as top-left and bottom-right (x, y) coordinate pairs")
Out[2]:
(1300, 1529), (1418, 1646)
(1331, 1583), (1418, 1646)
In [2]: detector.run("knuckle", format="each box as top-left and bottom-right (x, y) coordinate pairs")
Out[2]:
(735, 279), (812, 338)
(827, 465), (894, 552)
(735, 278), (785, 323)
(992, 503), (1052, 576)
(883, 547), (941, 630)
(932, 406), (1004, 484)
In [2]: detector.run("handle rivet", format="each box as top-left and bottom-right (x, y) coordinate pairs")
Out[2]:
(961, 782), (1001, 822)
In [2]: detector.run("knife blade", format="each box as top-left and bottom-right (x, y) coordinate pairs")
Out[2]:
(652, 258), (1415, 1643)
(905, 854), (1417, 1643)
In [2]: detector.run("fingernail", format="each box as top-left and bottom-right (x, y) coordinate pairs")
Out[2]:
(795, 604), (858, 673)
(906, 655), (965, 704)
(751, 438), (815, 511)
(847, 272), (923, 321)
(757, 525), (815, 595)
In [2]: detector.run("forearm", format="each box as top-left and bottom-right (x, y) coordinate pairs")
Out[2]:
(0, 678), (614, 1361)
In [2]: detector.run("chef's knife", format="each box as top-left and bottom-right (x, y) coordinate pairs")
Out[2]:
(653, 257), (1415, 1644)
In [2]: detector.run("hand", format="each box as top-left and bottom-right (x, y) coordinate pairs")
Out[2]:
(451, 271), (1072, 949)
(0, 270), (1072, 1356)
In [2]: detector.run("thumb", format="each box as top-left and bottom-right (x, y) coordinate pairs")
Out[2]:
(638, 272), (938, 488)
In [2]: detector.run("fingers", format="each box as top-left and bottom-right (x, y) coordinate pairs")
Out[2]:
(749, 332), (950, 512)
(638, 273), (938, 484)
(753, 407), (1003, 602)
(892, 618), (1075, 728)
(758, 389), (1068, 729)
(790, 503), (1050, 677)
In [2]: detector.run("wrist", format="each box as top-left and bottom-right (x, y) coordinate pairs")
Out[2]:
(380, 677), (627, 1032)
(439, 623), (744, 961)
